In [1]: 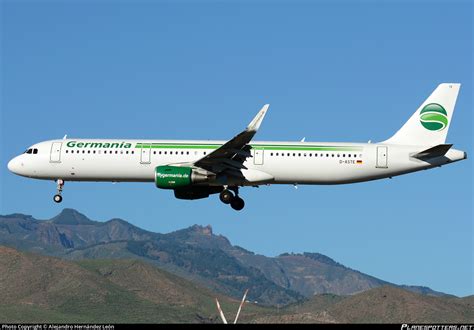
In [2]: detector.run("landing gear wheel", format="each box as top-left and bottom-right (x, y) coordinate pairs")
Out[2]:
(230, 197), (245, 211)
(219, 190), (234, 204)
(53, 179), (64, 204)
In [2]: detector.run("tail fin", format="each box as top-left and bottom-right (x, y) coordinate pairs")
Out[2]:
(383, 83), (461, 146)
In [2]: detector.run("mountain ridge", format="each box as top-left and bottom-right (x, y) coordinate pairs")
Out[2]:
(1, 246), (472, 323)
(0, 245), (268, 323)
(0, 208), (451, 305)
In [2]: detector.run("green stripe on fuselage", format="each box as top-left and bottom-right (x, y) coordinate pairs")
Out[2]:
(135, 144), (220, 149)
(253, 146), (362, 151)
(134, 143), (362, 151)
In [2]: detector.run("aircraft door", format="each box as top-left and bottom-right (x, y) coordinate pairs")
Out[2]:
(376, 146), (388, 168)
(50, 142), (62, 163)
(140, 144), (151, 164)
(253, 149), (264, 165)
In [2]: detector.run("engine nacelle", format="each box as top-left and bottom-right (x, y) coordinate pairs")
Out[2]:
(155, 166), (212, 189)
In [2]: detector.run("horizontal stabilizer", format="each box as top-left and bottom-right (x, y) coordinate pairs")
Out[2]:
(412, 144), (453, 160)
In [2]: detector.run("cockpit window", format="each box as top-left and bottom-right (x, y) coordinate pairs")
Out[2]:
(24, 148), (38, 154)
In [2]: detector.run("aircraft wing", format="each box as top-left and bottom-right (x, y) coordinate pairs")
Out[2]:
(193, 104), (269, 174)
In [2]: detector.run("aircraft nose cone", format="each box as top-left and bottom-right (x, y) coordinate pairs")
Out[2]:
(7, 157), (19, 174)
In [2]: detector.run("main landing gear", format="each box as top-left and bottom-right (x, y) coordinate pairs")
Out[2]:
(53, 179), (64, 203)
(219, 187), (245, 211)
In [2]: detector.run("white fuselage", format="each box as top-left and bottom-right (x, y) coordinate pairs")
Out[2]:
(7, 139), (466, 186)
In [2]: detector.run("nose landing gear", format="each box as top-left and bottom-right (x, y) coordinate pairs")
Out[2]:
(53, 179), (64, 203)
(219, 187), (245, 211)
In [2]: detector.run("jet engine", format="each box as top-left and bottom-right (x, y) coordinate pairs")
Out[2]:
(155, 166), (214, 189)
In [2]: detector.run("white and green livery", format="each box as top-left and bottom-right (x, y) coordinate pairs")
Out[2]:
(8, 83), (467, 210)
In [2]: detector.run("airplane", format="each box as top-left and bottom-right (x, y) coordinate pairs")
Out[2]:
(7, 83), (467, 211)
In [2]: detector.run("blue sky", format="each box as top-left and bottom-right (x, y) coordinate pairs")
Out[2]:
(1, 1), (472, 296)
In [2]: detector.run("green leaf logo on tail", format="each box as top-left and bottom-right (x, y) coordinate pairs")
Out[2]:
(419, 103), (448, 131)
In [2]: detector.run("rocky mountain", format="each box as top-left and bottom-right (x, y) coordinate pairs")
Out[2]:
(0, 209), (156, 253)
(1, 246), (471, 324)
(254, 286), (474, 323)
(0, 208), (448, 306)
(0, 246), (269, 323)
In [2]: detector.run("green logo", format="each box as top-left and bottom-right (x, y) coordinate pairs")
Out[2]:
(66, 141), (132, 148)
(419, 103), (448, 131)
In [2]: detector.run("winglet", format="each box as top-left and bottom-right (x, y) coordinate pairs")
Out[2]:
(247, 104), (269, 132)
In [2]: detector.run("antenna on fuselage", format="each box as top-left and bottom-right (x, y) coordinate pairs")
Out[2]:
(63, 134), (67, 140)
